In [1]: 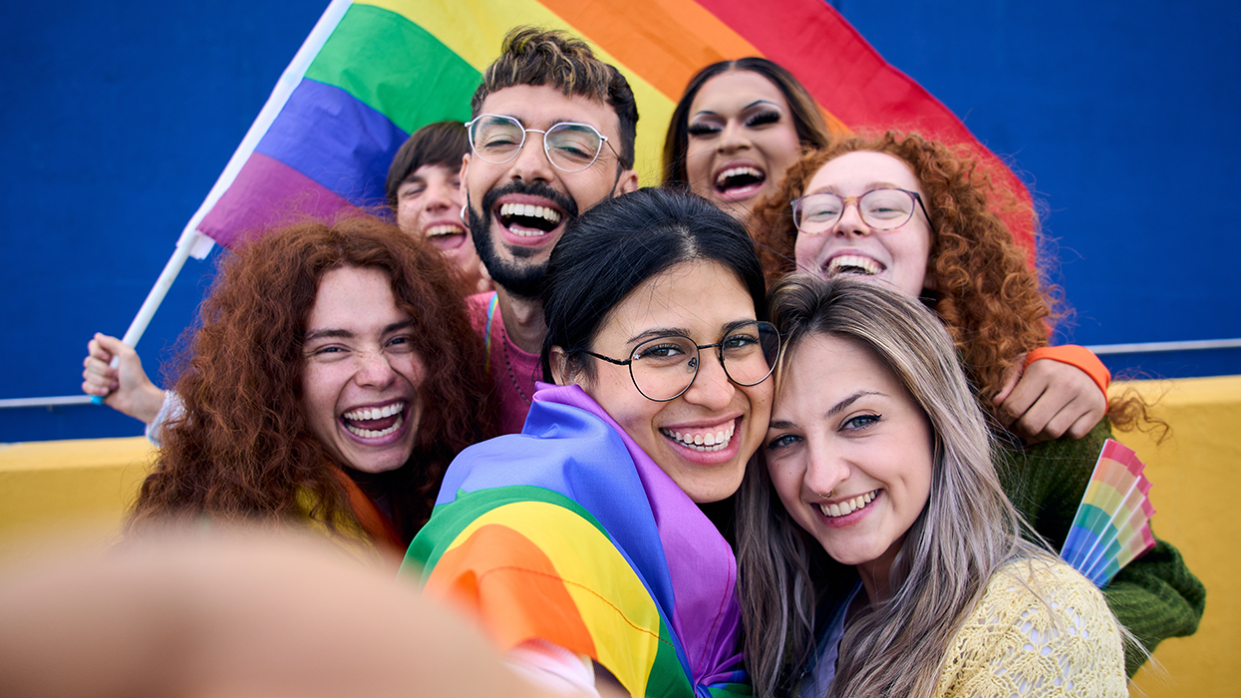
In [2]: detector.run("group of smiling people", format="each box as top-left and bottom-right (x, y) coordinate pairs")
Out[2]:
(78, 27), (1203, 698)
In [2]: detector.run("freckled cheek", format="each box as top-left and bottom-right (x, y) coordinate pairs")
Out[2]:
(768, 460), (807, 520)
(396, 201), (422, 235)
(793, 234), (826, 271)
(392, 354), (428, 391)
(300, 366), (344, 437)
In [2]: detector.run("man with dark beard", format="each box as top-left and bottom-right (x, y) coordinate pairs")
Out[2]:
(85, 27), (641, 440)
(460, 27), (640, 433)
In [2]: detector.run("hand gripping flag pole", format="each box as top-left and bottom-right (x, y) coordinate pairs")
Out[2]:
(92, 0), (354, 404)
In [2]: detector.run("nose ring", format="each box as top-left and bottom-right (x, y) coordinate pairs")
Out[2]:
(818, 490), (836, 500)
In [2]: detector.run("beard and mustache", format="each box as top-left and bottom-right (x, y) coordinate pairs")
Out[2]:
(466, 181), (580, 300)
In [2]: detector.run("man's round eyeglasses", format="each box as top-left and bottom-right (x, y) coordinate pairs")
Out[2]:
(581, 321), (781, 402)
(465, 114), (617, 174)
(791, 188), (933, 236)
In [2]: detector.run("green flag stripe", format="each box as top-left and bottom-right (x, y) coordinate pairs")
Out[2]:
(403, 486), (611, 573)
(306, 3), (478, 133)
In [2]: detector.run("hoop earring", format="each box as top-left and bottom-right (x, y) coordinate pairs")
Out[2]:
(460, 204), (469, 224)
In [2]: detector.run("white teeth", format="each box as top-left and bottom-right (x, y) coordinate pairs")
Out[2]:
(826, 255), (883, 277)
(344, 411), (404, 439)
(661, 423), (736, 452)
(498, 202), (563, 227)
(817, 490), (878, 518)
(424, 224), (463, 237)
(715, 166), (764, 187)
(342, 402), (405, 422)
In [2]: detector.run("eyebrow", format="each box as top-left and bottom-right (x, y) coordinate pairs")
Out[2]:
(768, 390), (886, 430)
(804, 182), (908, 196)
(506, 114), (595, 129)
(692, 99), (783, 119)
(625, 319), (756, 346)
(303, 320), (414, 344)
(825, 390), (886, 417)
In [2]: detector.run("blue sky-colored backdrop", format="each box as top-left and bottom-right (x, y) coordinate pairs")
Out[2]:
(2, 0), (1238, 442)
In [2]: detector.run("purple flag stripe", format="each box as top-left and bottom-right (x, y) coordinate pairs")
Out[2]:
(254, 78), (408, 208)
(198, 153), (353, 248)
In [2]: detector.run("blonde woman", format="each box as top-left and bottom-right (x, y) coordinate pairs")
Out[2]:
(738, 275), (1128, 697)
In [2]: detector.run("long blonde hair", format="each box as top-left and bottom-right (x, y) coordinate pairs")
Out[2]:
(737, 274), (1057, 697)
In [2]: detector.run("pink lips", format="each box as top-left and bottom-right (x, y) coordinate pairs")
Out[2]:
(661, 416), (743, 466)
(421, 220), (468, 251)
(494, 194), (566, 248)
(711, 160), (768, 203)
(817, 490), (881, 529)
(339, 399), (409, 445)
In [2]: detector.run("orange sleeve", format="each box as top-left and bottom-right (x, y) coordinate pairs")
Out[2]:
(1024, 345), (1111, 400)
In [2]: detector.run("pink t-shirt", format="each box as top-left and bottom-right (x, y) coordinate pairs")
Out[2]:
(466, 292), (540, 435)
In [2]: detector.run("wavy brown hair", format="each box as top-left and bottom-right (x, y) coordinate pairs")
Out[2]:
(751, 132), (1055, 413)
(128, 216), (496, 542)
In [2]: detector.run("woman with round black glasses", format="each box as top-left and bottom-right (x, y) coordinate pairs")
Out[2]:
(403, 188), (775, 698)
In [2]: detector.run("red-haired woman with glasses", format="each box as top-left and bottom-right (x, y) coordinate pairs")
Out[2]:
(747, 132), (1204, 680)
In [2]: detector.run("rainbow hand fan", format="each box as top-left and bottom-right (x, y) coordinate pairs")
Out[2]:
(1060, 439), (1157, 587)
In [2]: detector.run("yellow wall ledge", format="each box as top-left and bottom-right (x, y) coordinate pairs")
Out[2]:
(0, 436), (155, 546)
(1, 376), (1238, 696)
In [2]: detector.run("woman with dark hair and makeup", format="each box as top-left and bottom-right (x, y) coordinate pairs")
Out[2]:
(662, 57), (831, 222)
(385, 121), (492, 295)
(405, 188), (776, 698)
(749, 132), (1204, 677)
(128, 217), (497, 563)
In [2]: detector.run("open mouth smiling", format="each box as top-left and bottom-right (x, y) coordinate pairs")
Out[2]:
(660, 421), (737, 453)
(424, 223), (467, 250)
(817, 489), (878, 518)
(824, 254), (884, 278)
(713, 165), (767, 198)
(497, 202), (563, 237)
(341, 401), (407, 439)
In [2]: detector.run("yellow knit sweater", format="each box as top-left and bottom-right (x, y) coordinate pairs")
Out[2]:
(934, 558), (1127, 698)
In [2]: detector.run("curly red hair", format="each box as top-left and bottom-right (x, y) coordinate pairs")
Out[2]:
(129, 216), (497, 541)
(751, 132), (1051, 410)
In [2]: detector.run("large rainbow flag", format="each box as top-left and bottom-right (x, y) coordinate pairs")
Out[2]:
(184, 0), (1035, 253)
(403, 383), (746, 697)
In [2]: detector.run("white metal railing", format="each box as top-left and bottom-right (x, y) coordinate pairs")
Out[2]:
(4, 338), (1239, 410)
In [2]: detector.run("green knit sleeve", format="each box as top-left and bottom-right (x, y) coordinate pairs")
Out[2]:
(993, 420), (1206, 676)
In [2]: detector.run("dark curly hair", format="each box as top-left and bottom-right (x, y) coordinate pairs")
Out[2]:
(128, 216), (496, 542)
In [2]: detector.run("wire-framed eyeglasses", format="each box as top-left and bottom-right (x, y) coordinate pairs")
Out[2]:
(581, 321), (780, 402)
(791, 188), (932, 236)
(465, 113), (617, 173)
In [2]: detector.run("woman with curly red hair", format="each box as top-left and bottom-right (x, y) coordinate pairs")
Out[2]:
(747, 132), (1203, 678)
(126, 217), (496, 562)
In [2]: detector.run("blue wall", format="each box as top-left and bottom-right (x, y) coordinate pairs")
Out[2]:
(3, 1), (1238, 442)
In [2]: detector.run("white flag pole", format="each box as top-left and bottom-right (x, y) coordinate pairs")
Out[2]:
(91, 0), (355, 405)
(91, 226), (202, 404)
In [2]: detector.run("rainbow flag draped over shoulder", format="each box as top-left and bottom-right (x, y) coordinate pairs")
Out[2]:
(402, 383), (747, 698)
(185, 0), (1035, 255)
